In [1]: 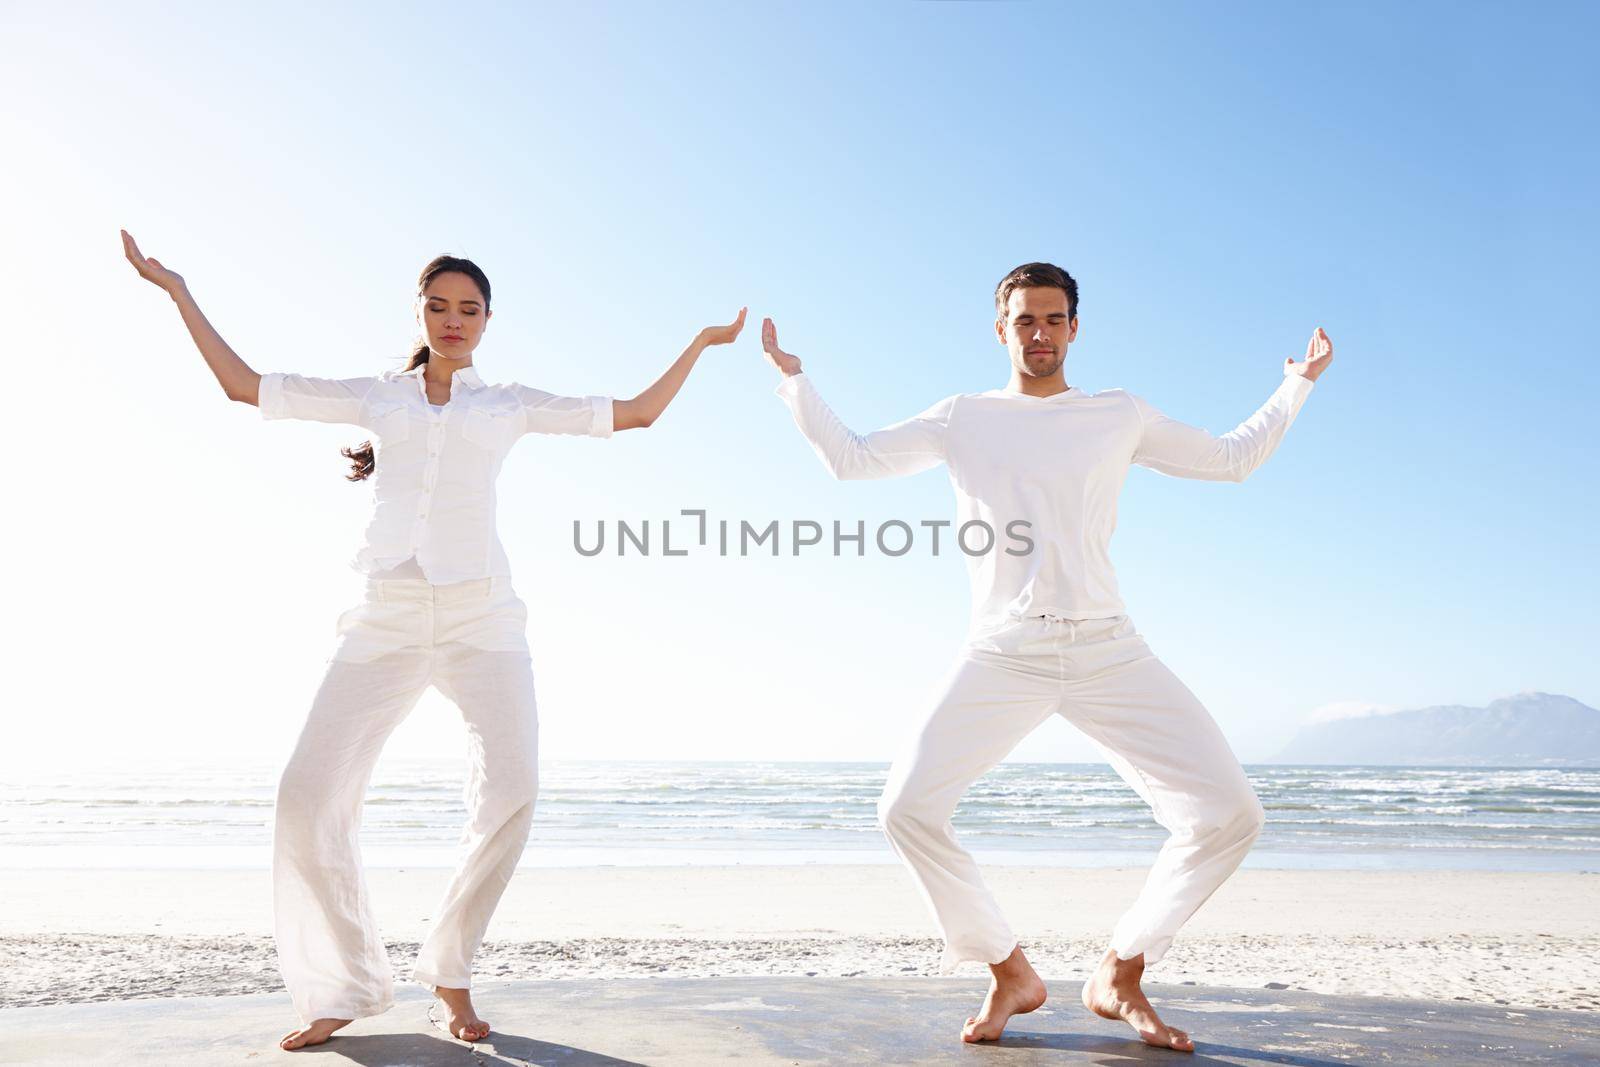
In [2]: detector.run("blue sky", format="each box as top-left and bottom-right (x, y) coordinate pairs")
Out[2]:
(3, 0), (1595, 768)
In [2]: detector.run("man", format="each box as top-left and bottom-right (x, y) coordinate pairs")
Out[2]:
(763, 262), (1331, 1051)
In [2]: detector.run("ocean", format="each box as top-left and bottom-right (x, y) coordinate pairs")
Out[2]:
(3, 761), (1596, 871)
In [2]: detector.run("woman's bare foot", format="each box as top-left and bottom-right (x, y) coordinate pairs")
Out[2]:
(960, 944), (1049, 1043)
(278, 1018), (352, 1050)
(1080, 947), (1194, 1053)
(431, 985), (491, 1042)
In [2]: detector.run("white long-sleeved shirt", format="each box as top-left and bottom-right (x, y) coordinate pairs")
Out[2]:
(259, 362), (613, 584)
(775, 366), (1315, 632)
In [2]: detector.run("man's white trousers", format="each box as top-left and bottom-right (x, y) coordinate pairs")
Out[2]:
(877, 614), (1265, 973)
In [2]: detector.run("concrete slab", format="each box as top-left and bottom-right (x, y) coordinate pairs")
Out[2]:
(1, 978), (1594, 1065)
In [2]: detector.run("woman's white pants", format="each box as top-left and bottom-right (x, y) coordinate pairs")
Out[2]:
(272, 575), (537, 1024)
(877, 613), (1266, 974)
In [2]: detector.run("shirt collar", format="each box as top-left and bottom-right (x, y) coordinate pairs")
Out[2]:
(990, 385), (1086, 401)
(402, 362), (486, 391)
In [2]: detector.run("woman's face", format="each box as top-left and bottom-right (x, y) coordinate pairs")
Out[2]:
(416, 271), (491, 360)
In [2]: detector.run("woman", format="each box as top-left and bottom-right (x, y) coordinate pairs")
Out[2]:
(121, 230), (744, 1050)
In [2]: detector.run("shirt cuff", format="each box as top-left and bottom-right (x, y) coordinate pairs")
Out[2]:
(774, 372), (808, 399)
(589, 395), (614, 438)
(1279, 369), (1316, 395)
(258, 372), (286, 419)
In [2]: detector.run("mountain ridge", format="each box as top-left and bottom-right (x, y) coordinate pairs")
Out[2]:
(1272, 691), (1599, 766)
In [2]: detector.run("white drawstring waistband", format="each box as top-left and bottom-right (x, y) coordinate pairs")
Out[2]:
(1039, 612), (1079, 641)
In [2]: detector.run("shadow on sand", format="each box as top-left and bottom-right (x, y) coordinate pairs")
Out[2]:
(294, 1029), (647, 1066)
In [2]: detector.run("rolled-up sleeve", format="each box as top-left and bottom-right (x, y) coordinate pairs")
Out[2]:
(508, 384), (614, 438)
(258, 372), (378, 425)
(1129, 370), (1315, 483)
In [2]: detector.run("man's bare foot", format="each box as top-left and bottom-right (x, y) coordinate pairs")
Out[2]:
(960, 944), (1049, 1043)
(1080, 947), (1194, 1053)
(278, 1018), (352, 1050)
(431, 985), (491, 1042)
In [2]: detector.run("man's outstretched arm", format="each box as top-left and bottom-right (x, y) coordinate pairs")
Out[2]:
(763, 317), (952, 480)
(1131, 327), (1333, 483)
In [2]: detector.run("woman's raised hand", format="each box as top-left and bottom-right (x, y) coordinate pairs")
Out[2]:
(761, 317), (803, 376)
(697, 307), (748, 347)
(121, 229), (186, 296)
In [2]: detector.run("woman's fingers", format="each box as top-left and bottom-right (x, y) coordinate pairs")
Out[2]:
(121, 230), (147, 270)
(121, 229), (163, 283)
(702, 307), (748, 345)
(121, 230), (184, 291)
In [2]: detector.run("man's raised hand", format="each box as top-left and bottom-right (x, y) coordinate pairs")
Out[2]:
(1286, 327), (1333, 382)
(761, 317), (803, 377)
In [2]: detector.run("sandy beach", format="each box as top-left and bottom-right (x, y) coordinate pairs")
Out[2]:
(4, 865), (1596, 1014)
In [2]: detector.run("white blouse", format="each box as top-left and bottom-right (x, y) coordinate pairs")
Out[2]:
(259, 362), (613, 584)
(775, 368), (1315, 632)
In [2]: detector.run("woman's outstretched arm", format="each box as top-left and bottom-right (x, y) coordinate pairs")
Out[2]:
(612, 307), (746, 431)
(122, 229), (262, 405)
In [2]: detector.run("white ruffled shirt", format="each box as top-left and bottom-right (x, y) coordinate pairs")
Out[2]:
(775, 367), (1315, 633)
(259, 362), (613, 584)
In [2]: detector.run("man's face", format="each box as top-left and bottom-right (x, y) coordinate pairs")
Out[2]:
(996, 286), (1078, 380)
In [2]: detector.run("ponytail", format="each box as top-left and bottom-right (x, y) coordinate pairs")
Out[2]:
(341, 340), (430, 482)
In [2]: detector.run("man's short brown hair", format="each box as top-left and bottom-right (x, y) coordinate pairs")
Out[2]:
(995, 262), (1079, 323)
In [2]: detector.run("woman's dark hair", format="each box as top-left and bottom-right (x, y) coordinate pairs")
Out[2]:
(342, 255), (492, 481)
(994, 261), (1079, 325)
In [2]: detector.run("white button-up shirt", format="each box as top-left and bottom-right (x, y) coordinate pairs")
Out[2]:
(260, 362), (613, 584)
